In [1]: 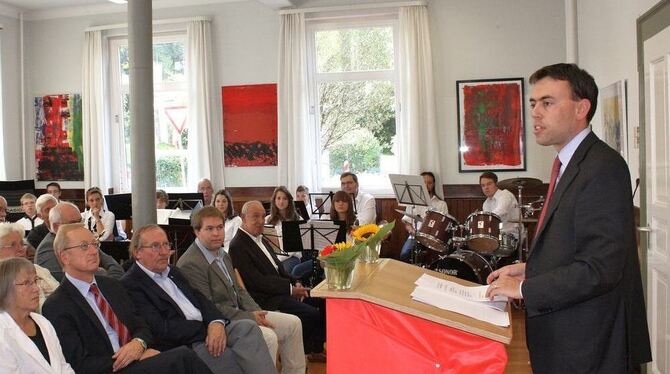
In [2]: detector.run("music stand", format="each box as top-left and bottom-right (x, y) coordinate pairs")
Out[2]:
(105, 193), (132, 220)
(283, 220), (345, 286)
(295, 200), (310, 221)
(262, 225), (286, 255)
(167, 193), (204, 211)
(0, 180), (36, 222)
(308, 192), (337, 218)
(389, 174), (431, 265)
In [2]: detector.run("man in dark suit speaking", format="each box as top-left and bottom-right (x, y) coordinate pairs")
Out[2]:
(42, 223), (211, 374)
(486, 63), (651, 373)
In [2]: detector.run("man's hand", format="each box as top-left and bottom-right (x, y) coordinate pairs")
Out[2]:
(111, 339), (144, 372)
(139, 349), (160, 361)
(205, 322), (227, 357)
(486, 262), (526, 284)
(404, 222), (415, 235)
(485, 263), (526, 300)
(252, 311), (275, 328)
(291, 283), (310, 300)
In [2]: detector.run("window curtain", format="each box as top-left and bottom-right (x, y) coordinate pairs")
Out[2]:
(397, 5), (443, 196)
(82, 30), (111, 191)
(277, 13), (315, 192)
(186, 20), (224, 189)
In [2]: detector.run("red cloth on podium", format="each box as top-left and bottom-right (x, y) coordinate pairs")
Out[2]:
(326, 299), (507, 373)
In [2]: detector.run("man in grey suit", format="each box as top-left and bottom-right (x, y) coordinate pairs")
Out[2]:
(35, 201), (124, 280)
(122, 224), (275, 374)
(177, 206), (306, 374)
(486, 63), (651, 373)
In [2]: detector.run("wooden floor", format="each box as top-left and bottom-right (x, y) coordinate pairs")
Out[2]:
(305, 307), (531, 374)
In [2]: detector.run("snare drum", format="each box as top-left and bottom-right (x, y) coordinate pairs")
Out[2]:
(494, 232), (518, 257)
(415, 211), (459, 253)
(466, 211), (502, 254)
(428, 250), (493, 285)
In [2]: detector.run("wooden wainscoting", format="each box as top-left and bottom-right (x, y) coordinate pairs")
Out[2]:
(36, 188), (86, 211)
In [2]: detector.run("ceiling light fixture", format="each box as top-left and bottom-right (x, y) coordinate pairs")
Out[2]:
(108, 0), (128, 4)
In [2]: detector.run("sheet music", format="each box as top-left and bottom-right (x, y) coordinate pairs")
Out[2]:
(170, 209), (192, 220)
(157, 209), (176, 225)
(410, 274), (510, 327)
(299, 221), (341, 250)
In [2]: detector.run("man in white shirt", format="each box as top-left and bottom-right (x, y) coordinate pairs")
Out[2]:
(16, 193), (43, 231)
(340, 172), (376, 225)
(399, 172), (450, 262)
(479, 171), (521, 237)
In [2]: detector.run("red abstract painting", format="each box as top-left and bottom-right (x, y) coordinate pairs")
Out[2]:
(34, 94), (84, 181)
(457, 79), (525, 172)
(222, 84), (278, 167)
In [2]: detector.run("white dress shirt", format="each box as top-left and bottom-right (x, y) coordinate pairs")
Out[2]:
(224, 216), (243, 252)
(482, 188), (520, 235)
(354, 191), (376, 225)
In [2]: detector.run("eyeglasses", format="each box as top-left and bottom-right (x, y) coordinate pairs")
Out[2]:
(15, 277), (41, 288)
(202, 225), (225, 233)
(139, 242), (173, 252)
(0, 242), (28, 251)
(62, 240), (101, 252)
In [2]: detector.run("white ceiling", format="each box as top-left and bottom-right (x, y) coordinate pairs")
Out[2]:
(0, 0), (295, 12)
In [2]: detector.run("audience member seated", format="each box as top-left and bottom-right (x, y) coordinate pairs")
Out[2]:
(212, 189), (242, 252)
(81, 187), (117, 241)
(0, 195), (7, 222)
(16, 193), (44, 232)
(0, 257), (75, 373)
(46, 182), (62, 201)
(156, 190), (170, 209)
(230, 201), (326, 362)
(0, 223), (59, 312)
(178, 207), (306, 373)
(295, 185), (313, 219)
(399, 171), (449, 262)
(35, 202), (124, 280)
(198, 178), (215, 206)
(42, 224), (211, 374)
(27, 194), (58, 250)
(340, 172), (376, 225)
(266, 186), (303, 273)
(122, 224), (275, 374)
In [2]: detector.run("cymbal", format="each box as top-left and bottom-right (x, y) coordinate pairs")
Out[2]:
(394, 208), (423, 222)
(498, 177), (543, 191)
(509, 217), (539, 223)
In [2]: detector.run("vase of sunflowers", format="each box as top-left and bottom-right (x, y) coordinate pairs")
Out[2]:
(318, 242), (360, 290)
(352, 221), (396, 264)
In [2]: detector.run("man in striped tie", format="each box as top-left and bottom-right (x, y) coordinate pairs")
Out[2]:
(42, 223), (212, 373)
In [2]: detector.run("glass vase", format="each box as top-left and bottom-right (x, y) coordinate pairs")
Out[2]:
(324, 263), (356, 290)
(359, 241), (381, 263)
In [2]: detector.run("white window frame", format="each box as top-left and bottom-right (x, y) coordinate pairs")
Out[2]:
(108, 32), (188, 193)
(306, 16), (400, 196)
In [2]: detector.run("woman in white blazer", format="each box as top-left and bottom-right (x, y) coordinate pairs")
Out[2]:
(0, 257), (74, 374)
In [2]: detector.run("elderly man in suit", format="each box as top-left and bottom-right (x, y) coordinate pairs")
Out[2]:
(35, 201), (124, 281)
(486, 63), (651, 373)
(178, 206), (306, 373)
(229, 201), (326, 361)
(41, 223), (211, 374)
(122, 224), (275, 374)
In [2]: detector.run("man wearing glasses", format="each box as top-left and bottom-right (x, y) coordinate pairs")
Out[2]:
(42, 223), (213, 373)
(122, 224), (275, 374)
(34, 201), (123, 280)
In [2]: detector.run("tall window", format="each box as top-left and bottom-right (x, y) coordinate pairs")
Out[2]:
(109, 34), (188, 192)
(307, 17), (399, 191)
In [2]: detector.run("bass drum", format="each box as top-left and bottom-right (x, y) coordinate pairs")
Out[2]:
(428, 250), (494, 285)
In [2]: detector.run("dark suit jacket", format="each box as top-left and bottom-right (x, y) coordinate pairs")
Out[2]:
(228, 230), (296, 310)
(121, 263), (229, 352)
(26, 222), (49, 249)
(523, 132), (651, 373)
(177, 242), (261, 321)
(42, 275), (154, 374)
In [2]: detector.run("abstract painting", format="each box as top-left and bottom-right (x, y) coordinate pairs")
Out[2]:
(34, 94), (84, 181)
(456, 78), (525, 172)
(599, 80), (627, 161)
(222, 84), (278, 167)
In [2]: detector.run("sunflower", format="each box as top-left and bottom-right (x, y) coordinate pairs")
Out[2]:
(352, 224), (380, 241)
(334, 242), (353, 251)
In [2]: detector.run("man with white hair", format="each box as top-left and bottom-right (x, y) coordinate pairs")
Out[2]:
(34, 201), (124, 280)
(26, 193), (58, 249)
(198, 178), (215, 206)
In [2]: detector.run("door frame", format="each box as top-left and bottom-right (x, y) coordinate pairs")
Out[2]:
(637, 0), (670, 296)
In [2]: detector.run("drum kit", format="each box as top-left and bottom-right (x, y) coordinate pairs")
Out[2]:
(403, 177), (545, 285)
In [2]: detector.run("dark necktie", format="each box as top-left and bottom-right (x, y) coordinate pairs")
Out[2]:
(89, 283), (131, 346)
(536, 157), (561, 236)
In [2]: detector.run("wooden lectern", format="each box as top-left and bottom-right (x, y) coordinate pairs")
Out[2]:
(311, 259), (512, 373)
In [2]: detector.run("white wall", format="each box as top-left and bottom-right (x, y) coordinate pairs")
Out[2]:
(577, 0), (659, 203)
(0, 14), (22, 179)
(13, 0), (565, 190)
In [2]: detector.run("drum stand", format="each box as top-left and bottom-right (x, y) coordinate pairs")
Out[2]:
(409, 219), (424, 266)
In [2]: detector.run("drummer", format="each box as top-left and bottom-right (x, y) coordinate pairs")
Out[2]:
(399, 172), (449, 262)
(479, 171), (521, 237)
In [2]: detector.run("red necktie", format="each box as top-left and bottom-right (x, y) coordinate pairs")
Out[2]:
(536, 157), (561, 236)
(89, 283), (131, 346)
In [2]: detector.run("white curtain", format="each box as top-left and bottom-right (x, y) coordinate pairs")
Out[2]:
(398, 5), (442, 194)
(186, 20), (224, 189)
(277, 13), (315, 192)
(82, 30), (111, 191)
